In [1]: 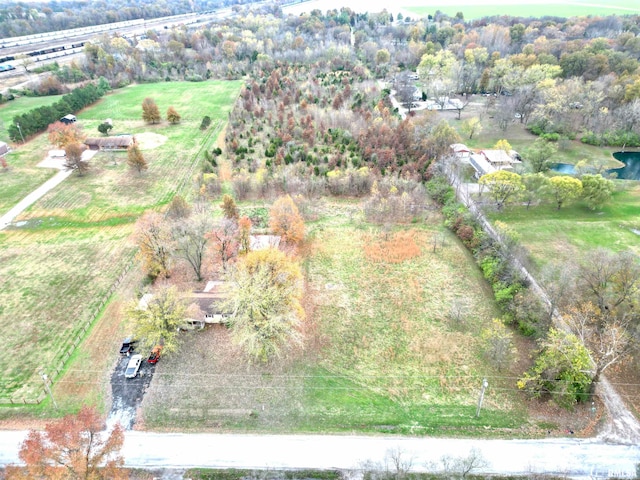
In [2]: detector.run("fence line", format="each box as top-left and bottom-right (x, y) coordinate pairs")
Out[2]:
(1, 119), (218, 405)
(1, 254), (135, 406)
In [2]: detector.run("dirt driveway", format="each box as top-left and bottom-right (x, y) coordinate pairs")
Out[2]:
(108, 353), (156, 430)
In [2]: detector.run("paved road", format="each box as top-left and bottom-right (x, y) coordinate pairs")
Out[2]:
(1, 431), (639, 478)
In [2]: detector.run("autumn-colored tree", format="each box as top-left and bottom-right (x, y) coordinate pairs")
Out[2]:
(208, 218), (238, 272)
(47, 121), (86, 148)
(166, 194), (192, 220)
(6, 406), (126, 480)
(581, 174), (615, 210)
(563, 302), (631, 389)
(64, 142), (89, 176)
(141, 97), (161, 124)
(480, 318), (516, 372)
(220, 193), (239, 220)
(223, 248), (304, 363)
(478, 170), (525, 210)
(493, 139), (513, 153)
(269, 195), (305, 245)
(460, 117), (482, 140)
(127, 144), (148, 173)
(518, 328), (592, 408)
(523, 138), (557, 173)
(546, 175), (582, 209)
(166, 106), (181, 124)
(135, 212), (173, 279)
(127, 285), (186, 354)
(238, 216), (252, 255)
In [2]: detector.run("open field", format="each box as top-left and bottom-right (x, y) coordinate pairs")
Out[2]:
(140, 202), (550, 436)
(405, 0), (640, 19)
(0, 81), (241, 403)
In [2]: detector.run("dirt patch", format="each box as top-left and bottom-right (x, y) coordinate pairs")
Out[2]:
(135, 132), (168, 150)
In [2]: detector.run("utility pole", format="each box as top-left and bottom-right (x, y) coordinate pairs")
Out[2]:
(475, 378), (488, 418)
(16, 122), (25, 143)
(40, 372), (58, 409)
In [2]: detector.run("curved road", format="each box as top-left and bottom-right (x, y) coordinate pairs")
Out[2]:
(1, 431), (639, 478)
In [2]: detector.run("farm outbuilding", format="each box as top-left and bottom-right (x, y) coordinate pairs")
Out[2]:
(84, 135), (135, 151)
(0, 141), (10, 157)
(60, 114), (77, 124)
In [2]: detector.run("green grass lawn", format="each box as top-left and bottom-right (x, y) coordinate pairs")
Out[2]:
(405, 0), (640, 20)
(0, 94), (64, 144)
(0, 135), (59, 217)
(0, 81), (241, 402)
(485, 184), (640, 271)
(142, 204), (531, 436)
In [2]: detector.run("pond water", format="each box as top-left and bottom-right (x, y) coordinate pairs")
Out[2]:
(551, 152), (640, 180)
(550, 163), (576, 174)
(609, 152), (640, 180)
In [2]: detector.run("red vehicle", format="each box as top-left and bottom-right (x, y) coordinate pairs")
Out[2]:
(147, 345), (163, 364)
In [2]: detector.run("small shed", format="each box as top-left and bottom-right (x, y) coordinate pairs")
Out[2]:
(60, 114), (77, 124)
(84, 135), (134, 151)
(0, 141), (10, 157)
(450, 143), (471, 159)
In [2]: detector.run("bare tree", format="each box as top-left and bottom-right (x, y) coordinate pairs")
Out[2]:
(578, 249), (640, 313)
(440, 447), (488, 479)
(173, 210), (214, 281)
(563, 302), (632, 388)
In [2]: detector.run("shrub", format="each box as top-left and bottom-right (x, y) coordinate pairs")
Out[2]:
(200, 116), (212, 130)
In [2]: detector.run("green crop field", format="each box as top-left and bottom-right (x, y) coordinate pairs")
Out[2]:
(405, 1), (640, 20)
(142, 203), (534, 436)
(0, 81), (241, 402)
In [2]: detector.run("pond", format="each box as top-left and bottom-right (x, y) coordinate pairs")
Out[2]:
(550, 163), (576, 174)
(551, 152), (640, 180)
(609, 152), (640, 180)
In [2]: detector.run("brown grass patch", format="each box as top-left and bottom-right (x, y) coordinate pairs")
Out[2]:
(135, 132), (167, 150)
(363, 230), (422, 264)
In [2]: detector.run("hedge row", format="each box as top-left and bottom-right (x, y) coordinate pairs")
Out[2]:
(426, 175), (544, 336)
(7, 78), (109, 142)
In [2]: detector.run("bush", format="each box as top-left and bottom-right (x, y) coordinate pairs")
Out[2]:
(426, 176), (455, 205)
(200, 116), (212, 130)
(540, 132), (560, 141)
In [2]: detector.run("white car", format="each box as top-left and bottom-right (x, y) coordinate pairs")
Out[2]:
(124, 354), (143, 378)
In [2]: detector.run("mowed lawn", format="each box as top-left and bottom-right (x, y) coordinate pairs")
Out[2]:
(142, 207), (530, 436)
(405, 0), (640, 19)
(0, 81), (241, 402)
(0, 95), (66, 217)
(485, 184), (640, 271)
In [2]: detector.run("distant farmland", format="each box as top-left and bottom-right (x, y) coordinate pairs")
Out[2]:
(404, 0), (640, 19)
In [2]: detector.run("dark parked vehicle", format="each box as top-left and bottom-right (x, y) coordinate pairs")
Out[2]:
(119, 338), (137, 355)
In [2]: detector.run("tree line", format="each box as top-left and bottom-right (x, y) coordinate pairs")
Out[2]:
(7, 79), (109, 142)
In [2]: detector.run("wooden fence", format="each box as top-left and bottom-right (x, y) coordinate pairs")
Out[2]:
(1, 120), (221, 406)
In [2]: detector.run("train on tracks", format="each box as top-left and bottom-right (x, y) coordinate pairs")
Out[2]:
(0, 41), (86, 64)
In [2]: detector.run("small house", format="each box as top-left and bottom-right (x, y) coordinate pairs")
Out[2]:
(84, 135), (134, 151)
(60, 114), (77, 124)
(469, 149), (522, 177)
(450, 143), (471, 159)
